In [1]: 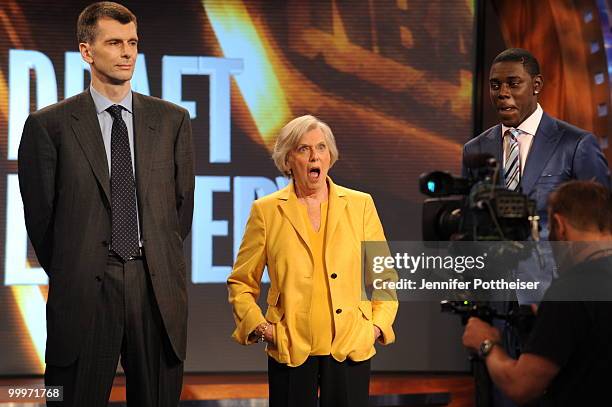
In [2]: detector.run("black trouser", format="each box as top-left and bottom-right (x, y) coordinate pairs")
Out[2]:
(45, 255), (183, 407)
(268, 355), (371, 407)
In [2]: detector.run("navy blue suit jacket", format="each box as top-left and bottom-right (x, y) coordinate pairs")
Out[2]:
(463, 112), (610, 235)
(463, 113), (610, 302)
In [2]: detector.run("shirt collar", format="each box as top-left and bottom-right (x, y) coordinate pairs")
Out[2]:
(501, 103), (543, 137)
(90, 85), (133, 115)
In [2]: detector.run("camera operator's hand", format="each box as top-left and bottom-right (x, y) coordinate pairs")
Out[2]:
(462, 317), (501, 352)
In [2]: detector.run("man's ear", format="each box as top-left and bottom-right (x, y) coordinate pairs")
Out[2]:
(551, 213), (566, 240)
(79, 42), (93, 64)
(533, 74), (543, 95)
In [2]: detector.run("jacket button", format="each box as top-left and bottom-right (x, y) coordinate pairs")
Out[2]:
(330, 273), (337, 279)
(335, 308), (342, 314)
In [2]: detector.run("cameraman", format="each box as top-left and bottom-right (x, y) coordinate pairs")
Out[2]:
(462, 180), (612, 405)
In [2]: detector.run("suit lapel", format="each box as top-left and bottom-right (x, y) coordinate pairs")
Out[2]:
(277, 178), (348, 258)
(71, 90), (111, 204)
(483, 125), (504, 167)
(521, 113), (562, 195)
(132, 93), (158, 209)
(278, 182), (312, 255)
(477, 125), (504, 185)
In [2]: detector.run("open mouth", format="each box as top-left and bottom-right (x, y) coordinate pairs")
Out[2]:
(308, 167), (321, 180)
(498, 106), (516, 112)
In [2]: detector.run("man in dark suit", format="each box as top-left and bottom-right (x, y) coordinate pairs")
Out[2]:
(464, 48), (609, 234)
(17, 2), (194, 406)
(463, 48), (609, 300)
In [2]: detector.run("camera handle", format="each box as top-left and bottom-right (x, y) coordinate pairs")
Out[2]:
(470, 355), (493, 407)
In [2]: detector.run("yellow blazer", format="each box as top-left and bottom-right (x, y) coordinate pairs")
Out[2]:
(227, 177), (398, 367)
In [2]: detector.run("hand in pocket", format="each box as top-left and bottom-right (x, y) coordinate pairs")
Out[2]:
(373, 325), (381, 343)
(265, 323), (276, 344)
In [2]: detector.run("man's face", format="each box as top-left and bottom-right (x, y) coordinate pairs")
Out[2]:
(80, 18), (138, 85)
(489, 61), (542, 128)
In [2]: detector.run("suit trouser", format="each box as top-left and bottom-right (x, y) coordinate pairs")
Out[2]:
(268, 355), (370, 407)
(44, 255), (183, 407)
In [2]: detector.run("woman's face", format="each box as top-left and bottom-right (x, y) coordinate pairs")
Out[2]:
(287, 127), (331, 193)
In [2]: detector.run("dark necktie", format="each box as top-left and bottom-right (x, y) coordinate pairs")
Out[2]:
(107, 105), (140, 261)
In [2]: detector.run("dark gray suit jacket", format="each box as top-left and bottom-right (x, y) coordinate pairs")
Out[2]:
(18, 89), (195, 366)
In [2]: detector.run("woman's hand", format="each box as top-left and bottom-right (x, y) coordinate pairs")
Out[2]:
(263, 322), (275, 343)
(252, 322), (275, 344)
(373, 325), (382, 342)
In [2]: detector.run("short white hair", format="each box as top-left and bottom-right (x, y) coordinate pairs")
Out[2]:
(272, 115), (339, 177)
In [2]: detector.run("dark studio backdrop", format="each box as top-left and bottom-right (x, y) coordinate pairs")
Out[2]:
(0, 0), (609, 374)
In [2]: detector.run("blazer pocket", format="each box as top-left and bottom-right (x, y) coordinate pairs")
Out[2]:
(535, 173), (567, 210)
(265, 287), (284, 323)
(349, 304), (376, 361)
(358, 301), (373, 320)
(537, 173), (566, 184)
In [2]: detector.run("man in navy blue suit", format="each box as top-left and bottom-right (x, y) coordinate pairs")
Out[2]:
(462, 47), (610, 407)
(464, 48), (609, 234)
(463, 48), (610, 300)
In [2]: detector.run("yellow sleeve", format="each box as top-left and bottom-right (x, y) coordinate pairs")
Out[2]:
(227, 201), (268, 345)
(364, 194), (399, 345)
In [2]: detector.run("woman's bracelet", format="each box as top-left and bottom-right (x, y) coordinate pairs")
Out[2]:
(254, 322), (270, 343)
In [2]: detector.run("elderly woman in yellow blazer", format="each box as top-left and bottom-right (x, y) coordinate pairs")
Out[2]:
(227, 115), (398, 407)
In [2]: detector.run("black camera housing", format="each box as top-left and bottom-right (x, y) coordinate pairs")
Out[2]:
(419, 156), (538, 242)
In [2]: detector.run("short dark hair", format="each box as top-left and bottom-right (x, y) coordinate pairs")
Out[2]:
(492, 48), (541, 77)
(549, 180), (612, 233)
(77, 2), (137, 43)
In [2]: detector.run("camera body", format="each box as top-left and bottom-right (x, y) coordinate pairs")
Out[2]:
(420, 154), (539, 242)
(420, 155), (539, 328)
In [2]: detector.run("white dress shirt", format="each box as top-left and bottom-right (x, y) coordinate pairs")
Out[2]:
(501, 103), (543, 174)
